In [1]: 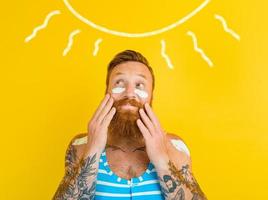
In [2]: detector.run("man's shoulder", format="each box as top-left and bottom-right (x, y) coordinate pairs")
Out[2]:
(70, 133), (88, 146)
(65, 133), (88, 161)
(166, 132), (191, 157)
(166, 132), (184, 141)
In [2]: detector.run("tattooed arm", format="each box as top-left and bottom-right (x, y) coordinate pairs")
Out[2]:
(53, 94), (116, 199)
(136, 102), (207, 199)
(156, 156), (207, 200)
(52, 136), (101, 200)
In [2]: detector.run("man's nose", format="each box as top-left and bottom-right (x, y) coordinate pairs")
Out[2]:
(124, 85), (138, 99)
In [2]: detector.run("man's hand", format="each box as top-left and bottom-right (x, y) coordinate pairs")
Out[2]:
(136, 103), (169, 169)
(53, 95), (115, 200)
(137, 103), (207, 199)
(83, 93), (116, 158)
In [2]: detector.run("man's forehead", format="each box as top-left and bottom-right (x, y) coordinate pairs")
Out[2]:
(111, 61), (152, 80)
(114, 72), (146, 79)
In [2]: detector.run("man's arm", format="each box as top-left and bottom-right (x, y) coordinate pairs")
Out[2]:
(156, 159), (207, 200)
(136, 103), (207, 199)
(156, 135), (207, 199)
(53, 94), (116, 199)
(52, 136), (101, 200)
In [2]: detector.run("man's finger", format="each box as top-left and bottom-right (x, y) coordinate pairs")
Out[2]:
(137, 119), (151, 139)
(144, 103), (162, 131)
(91, 93), (110, 122)
(96, 97), (114, 124)
(102, 107), (116, 128)
(139, 108), (156, 135)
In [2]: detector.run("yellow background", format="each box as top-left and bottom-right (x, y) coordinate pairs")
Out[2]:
(1, 0), (268, 199)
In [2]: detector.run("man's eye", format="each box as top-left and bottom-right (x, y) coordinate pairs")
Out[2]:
(116, 80), (123, 84)
(115, 80), (125, 87)
(136, 83), (144, 89)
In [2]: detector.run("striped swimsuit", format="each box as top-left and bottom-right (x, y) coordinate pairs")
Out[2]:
(95, 149), (165, 200)
(72, 136), (190, 200)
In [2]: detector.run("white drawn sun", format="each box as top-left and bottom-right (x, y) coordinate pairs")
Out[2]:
(25, 0), (240, 68)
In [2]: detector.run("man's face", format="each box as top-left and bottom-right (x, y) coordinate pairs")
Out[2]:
(107, 61), (153, 112)
(106, 61), (153, 144)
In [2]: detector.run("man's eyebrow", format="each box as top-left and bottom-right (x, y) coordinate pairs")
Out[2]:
(115, 72), (147, 79)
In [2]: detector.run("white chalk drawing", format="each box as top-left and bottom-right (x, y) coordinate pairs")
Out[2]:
(63, 0), (210, 38)
(161, 40), (174, 69)
(25, 10), (61, 43)
(24, 0), (241, 68)
(215, 14), (240, 41)
(93, 38), (103, 56)
(187, 31), (213, 67)
(63, 29), (81, 56)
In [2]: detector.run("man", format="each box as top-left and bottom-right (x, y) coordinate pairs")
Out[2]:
(53, 50), (207, 200)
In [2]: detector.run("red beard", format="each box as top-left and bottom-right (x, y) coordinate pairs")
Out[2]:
(107, 98), (144, 146)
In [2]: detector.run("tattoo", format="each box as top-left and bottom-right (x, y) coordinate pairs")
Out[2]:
(159, 161), (207, 200)
(176, 188), (185, 200)
(53, 144), (98, 200)
(77, 154), (97, 199)
(160, 174), (185, 200)
(170, 161), (207, 199)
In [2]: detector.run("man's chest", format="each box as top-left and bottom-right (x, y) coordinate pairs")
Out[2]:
(106, 150), (150, 180)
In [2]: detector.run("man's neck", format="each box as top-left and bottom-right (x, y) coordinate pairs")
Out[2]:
(106, 143), (146, 153)
(106, 136), (145, 153)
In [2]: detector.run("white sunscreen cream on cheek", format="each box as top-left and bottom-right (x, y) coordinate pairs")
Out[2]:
(112, 87), (126, 94)
(134, 89), (148, 99)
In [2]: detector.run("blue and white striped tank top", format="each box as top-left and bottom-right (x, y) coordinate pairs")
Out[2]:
(95, 149), (165, 200)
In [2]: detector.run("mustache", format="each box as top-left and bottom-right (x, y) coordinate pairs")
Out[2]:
(113, 98), (143, 109)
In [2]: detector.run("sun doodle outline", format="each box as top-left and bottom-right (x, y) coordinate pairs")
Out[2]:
(24, 0), (240, 68)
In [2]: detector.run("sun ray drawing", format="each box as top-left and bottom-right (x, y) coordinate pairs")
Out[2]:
(161, 40), (174, 69)
(25, 10), (61, 43)
(214, 14), (241, 41)
(93, 38), (103, 56)
(63, 29), (81, 56)
(187, 31), (213, 67)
